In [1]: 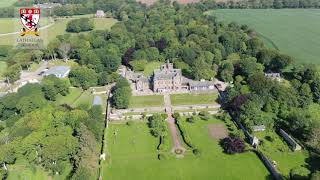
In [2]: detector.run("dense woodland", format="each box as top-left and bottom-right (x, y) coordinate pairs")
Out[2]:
(1, 0), (320, 18)
(0, 0), (320, 179)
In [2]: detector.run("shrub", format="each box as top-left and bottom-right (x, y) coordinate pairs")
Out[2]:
(187, 115), (200, 123)
(193, 148), (201, 157)
(199, 111), (210, 121)
(311, 171), (320, 180)
(126, 121), (134, 126)
(220, 136), (246, 154)
(290, 166), (311, 180)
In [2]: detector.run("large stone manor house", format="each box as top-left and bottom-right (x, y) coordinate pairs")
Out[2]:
(121, 61), (216, 93)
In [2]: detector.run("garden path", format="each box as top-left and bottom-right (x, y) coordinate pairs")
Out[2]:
(164, 93), (185, 153)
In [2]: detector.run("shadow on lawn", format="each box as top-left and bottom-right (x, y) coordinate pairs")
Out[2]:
(305, 153), (320, 172)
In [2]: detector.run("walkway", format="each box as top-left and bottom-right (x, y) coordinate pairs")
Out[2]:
(164, 93), (185, 153)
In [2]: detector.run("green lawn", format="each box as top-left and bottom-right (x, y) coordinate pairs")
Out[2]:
(55, 87), (107, 110)
(143, 61), (163, 77)
(129, 95), (164, 108)
(0, 61), (7, 79)
(255, 130), (309, 178)
(55, 88), (83, 106)
(0, 17), (50, 34)
(71, 89), (94, 109)
(102, 120), (270, 180)
(0, 17), (117, 46)
(93, 18), (118, 31)
(0, 0), (16, 8)
(209, 9), (320, 64)
(6, 159), (71, 180)
(170, 93), (219, 106)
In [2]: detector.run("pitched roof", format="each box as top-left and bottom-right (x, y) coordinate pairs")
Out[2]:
(45, 66), (70, 76)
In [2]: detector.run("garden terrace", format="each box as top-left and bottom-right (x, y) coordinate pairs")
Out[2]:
(101, 119), (270, 180)
(170, 93), (219, 106)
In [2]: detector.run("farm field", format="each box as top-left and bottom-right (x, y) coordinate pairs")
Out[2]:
(170, 92), (219, 106)
(0, 17), (117, 46)
(129, 95), (164, 108)
(102, 120), (270, 180)
(209, 9), (320, 64)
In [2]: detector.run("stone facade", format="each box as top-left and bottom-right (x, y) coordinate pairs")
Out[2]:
(153, 62), (183, 92)
(122, 62), (217, 93)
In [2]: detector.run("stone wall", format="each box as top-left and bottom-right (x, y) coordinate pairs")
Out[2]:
(279, 129), (302, 151)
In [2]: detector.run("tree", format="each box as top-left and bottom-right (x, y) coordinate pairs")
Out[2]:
(58, 43), (71, 61)
(191, 57), (215, 80)
(69, 66), (98, 90)
(112, 86), (131, 109)
(101, 54), (121, 73)
(112, 78), (132, 109)
(238, 57), (264, 77)
(129, 59), (148, 72)
(290, 166), (310, 180)
(17, 94), (47, 114)
(311, 171), (320, 180)
(220, 136), (246, 154)
(148, 114), (168, 137)
(219, 61), (234, 82)
(4, 64), (21, 84)
(66, 18), (94, 33)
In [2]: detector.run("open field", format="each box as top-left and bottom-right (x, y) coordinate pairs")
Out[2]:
(0, 0), (16, 8)
(254, 130), (310, 178)
(102, 120), (270, 180)
(0, 17), (50, 34)
(0, 17), (117, 46)
(170, 92), (219, 106)
(129, 95), (164, 108)
(209, 9), (320, 64)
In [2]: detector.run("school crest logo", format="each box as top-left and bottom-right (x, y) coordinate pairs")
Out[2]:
(20, 8), (40, 36)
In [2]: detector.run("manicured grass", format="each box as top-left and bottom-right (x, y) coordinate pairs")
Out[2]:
(0, 0), (16, 8)
(209, 9), (320, 64)
(0, 17), (117, 46)
(102, 120), (270, 180)
(72, 89), (94, 109)
(93, 18), (118, 30)
(55, 87), (83, 105)
(129, 95), (164, 108)
(0, 61), (7, 79)
(143, 61), (163, 77)
(0, 17), (50, 34)
(255, 130), (309, 178)
(170, 92), (219, 106)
